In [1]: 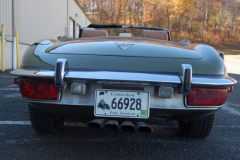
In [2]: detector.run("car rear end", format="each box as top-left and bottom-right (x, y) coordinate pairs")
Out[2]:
(11, 35), (237, 137)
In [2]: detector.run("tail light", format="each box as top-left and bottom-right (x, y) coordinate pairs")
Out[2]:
(187, 87), (228, 106)
(13, 78), (18, 84)
(229, 86), (234, 92)
(19, 80), (60, 100)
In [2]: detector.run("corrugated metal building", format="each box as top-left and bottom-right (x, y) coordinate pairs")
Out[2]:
(0, 0), (91, 70)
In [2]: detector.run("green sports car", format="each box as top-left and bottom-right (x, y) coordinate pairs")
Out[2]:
(11, 24), (237, 138)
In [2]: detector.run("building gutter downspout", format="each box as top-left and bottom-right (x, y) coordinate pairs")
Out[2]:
(12, 0), (16, 69)
(67, 0), (69, 37)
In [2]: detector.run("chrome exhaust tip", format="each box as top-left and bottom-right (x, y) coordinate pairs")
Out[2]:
(87, 119), (106, 130)
(135, 122), (152, 133)
(104, 120), (119, 131)
(120, 121), (136, 132)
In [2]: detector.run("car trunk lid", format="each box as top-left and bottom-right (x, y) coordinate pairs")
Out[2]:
(47, 37), (203, 59)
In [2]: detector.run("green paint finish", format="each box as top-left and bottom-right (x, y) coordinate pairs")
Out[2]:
(48, 41), (203, 59)
(19, 38), (225, 76)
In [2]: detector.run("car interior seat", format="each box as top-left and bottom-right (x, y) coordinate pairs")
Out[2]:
(143, 30), (168, 41)
(81, 29), (108, 38)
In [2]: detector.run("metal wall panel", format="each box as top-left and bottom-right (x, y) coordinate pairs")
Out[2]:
(0, 0), (13, 41)
(1, 0), (91, 45)
(15, 0), (68, 45)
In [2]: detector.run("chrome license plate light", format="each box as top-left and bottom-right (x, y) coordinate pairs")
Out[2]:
(159, 86), (173, 98)
(71, 83), (86, 95)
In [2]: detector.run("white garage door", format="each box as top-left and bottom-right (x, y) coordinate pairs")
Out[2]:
(76, 24), (80, 38)
(69, 19), (74, 38)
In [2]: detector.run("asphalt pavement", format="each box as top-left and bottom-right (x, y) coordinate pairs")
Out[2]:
(0, 59), (239, 160)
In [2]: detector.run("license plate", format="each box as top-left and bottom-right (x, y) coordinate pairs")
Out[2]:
(94, 89), (150, 119)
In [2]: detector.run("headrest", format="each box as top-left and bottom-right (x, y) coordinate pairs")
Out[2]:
(143, 30), (168, 41)
(119, 33), (132, 37)
(81, 29), (108, 38)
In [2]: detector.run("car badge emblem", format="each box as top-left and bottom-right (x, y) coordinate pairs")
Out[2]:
(116, 43), (134, 51)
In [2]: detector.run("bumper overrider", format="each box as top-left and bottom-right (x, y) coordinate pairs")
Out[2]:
(11, 59), (237, 120)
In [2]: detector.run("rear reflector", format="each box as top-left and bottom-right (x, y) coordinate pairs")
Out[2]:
(13, 78), (18, 84)
(229, 86), (234, 92)
(187, 88), (228, 106)
(19, 80), (60, 100)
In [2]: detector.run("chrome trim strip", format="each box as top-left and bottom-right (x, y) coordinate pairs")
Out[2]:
(11, 69), (55, 78)
(36, 71), (55, 77)
(191, 77), (237, 86)
(65, 71), (181, 84)
(10, 69), (237, 86)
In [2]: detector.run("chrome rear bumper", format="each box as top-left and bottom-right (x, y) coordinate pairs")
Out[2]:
(10, 59), (237, 112)
(11, 68), (237, 86)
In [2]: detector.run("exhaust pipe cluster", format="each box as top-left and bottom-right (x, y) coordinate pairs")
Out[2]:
(87, 119), (152, 133)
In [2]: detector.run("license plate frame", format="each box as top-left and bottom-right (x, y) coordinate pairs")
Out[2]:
(94, 89), (150, 119)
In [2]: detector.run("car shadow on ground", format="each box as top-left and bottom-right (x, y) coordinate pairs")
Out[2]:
(30, 117), (186, 142)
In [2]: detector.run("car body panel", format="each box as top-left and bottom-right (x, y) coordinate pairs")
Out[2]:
(20, 38), (225, 76)
(47, 37), (203, 59)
